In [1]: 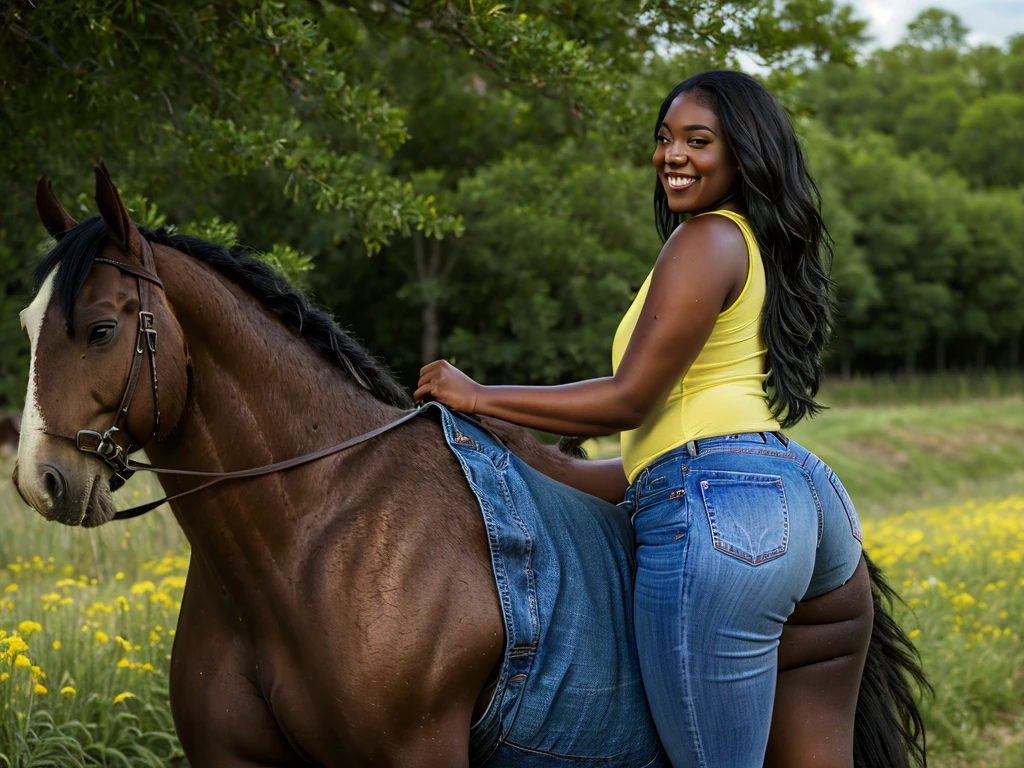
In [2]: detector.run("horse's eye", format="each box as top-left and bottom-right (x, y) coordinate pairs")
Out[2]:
(87, 322), (117, 346)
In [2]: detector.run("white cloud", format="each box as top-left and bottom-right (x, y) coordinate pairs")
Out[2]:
(847, 0), (1024, 48)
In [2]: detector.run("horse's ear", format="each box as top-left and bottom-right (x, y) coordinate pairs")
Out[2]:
(35, 176), (78, 239)
(94, 160), (142, 259)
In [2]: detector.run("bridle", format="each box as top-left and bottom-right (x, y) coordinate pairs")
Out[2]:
(43, 239), (163, 496)
(73, 243), (163, 493)
(43, 239), (428, 521)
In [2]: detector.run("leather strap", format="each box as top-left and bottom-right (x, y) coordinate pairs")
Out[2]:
(112, 406), (430, 519)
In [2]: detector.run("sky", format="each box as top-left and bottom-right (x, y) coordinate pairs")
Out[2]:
(848, 0), (1024, 48)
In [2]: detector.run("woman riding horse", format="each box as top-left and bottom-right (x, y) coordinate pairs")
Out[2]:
(14, 150), (925, 764)
(417, 71), (928, 768)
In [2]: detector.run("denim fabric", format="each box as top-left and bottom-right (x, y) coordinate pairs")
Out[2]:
(621, 432), (862, 768)
(424, 403), (666, 768)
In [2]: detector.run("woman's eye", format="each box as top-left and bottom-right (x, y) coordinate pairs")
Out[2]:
(88, 323), (117, 346)
(656, 135), (670, 144)
(688, 138), (710, 147)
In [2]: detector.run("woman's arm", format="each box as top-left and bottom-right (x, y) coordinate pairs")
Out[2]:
(415, 215), (749, 437)
(559, 457), (630, 505)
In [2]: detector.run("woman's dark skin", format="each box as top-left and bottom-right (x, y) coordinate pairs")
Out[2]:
(415, 93), (748, 503)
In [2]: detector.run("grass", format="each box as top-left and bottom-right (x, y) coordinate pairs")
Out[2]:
(818, 371), (1024, 408)
(1, 391), (1023, 765)
(787, 396), (1024, 517)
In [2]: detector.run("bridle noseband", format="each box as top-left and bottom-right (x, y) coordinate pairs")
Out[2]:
(43, 239), (429, 520)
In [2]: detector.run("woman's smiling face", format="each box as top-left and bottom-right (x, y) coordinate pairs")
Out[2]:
(653, 90), (740, 214)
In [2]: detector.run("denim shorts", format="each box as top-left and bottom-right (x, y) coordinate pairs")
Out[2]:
(619, 431), (862, 768)
(427, 403), (666, 767)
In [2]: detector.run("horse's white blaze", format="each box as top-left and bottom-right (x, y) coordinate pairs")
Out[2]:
(17, 269), (58, 507)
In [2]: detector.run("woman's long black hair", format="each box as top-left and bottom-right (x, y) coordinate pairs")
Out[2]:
(654, 71), (833, 427)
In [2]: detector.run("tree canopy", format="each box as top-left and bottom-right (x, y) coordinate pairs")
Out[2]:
(1, 2), (1021, 408)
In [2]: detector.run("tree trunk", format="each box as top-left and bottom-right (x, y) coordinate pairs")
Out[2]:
(904, 348), (916, 377)
(975, 343), (986, 375)
(840, 353), (852, 381)
(1010, 335), (1020, 370)
(413, 232), (449, 365)
(935, 337), (945, 372)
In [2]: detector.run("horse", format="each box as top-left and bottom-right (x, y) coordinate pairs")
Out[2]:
(13, 165), (928, 767)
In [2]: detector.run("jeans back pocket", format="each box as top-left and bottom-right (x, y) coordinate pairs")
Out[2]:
(698, 472), (790, 566)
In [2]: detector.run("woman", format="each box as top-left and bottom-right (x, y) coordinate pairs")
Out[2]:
(416, 71), (871, 767)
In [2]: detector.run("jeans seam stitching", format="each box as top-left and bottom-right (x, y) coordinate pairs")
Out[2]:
(678, 515), (707, 767)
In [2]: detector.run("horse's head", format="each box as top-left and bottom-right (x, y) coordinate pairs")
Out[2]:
(13, 164), (189, 526)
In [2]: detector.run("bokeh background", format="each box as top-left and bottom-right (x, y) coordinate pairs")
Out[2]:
(1, 2), (1022, 765)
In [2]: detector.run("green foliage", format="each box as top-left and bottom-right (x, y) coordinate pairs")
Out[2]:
(1, 0), (1022, 410)
(0, 0), (867, 408)
(953, 94), (1024, 188)
(444, 144), (659, 384)
(902, 7), (970, 51)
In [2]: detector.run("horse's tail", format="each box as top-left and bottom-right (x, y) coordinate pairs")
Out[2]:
(854, 552), (932, 767)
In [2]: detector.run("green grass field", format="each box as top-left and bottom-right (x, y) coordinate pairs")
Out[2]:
(1, 392), (1022, 766)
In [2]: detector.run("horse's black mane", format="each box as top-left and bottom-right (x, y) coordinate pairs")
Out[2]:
(34, 216), (413, 409)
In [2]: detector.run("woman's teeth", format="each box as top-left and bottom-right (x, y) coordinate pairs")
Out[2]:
(667, 176), (697, 190)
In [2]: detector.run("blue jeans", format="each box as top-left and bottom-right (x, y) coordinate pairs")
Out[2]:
(425, 404), (665, 767)
(621, 432), (862, 768)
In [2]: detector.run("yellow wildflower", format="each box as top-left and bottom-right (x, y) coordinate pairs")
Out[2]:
(18, 621), (42, 637)
(4, 584), (17, 593)
(94, 631), (109, 644)
(130, 581), (155, 595)
(0, 672), (8, 681)
(4, 635), (29, 657)
(52, 641), (61, 650)
(14, 655), (31, 668)
(60, 686), (76, 695)
(115, 572), (124, 580)
(115, 636), (132, 652)
(113, 691), (135, 705)
(908, 629), (921, 640)
(33, 683), (47, 695)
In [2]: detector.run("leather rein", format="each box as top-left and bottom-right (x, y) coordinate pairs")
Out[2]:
(43, 242), (426, 521)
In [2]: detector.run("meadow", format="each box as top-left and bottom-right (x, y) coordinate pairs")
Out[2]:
(1, 385), (1022, 766)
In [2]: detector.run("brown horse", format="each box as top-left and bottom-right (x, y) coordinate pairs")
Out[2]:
(14, 166), (927, 767)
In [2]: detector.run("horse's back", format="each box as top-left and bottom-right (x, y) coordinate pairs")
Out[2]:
(430, 405), (665, 767)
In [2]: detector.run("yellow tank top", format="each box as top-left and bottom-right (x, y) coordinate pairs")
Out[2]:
(612, 210), (780, 483)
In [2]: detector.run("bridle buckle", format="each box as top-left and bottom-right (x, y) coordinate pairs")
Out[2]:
(137, 311), (157, 354)
(76, 426), (125, 463)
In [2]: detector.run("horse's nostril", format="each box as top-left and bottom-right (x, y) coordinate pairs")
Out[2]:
(40, 463), (68, 503)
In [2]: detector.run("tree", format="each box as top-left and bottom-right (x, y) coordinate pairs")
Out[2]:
(953, 94), (1024, 188)
(0, 0), (878, 406)
(903, 8), (969, 51)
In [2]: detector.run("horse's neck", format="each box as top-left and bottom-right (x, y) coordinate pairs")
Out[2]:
(144, 247), (402, 549)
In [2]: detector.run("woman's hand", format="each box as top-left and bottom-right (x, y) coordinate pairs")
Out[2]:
(415, 360), (484, 413)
